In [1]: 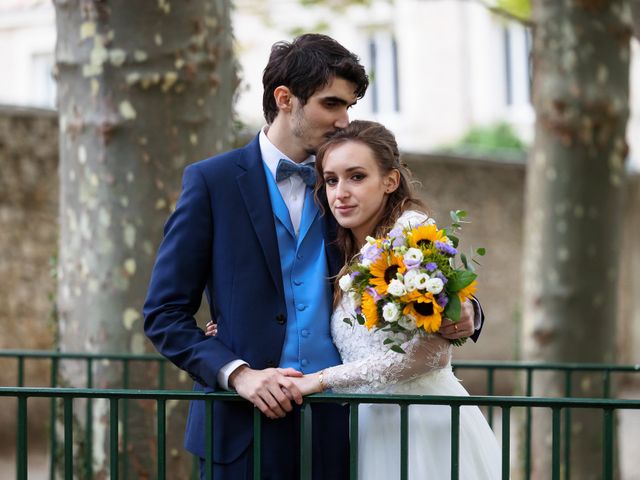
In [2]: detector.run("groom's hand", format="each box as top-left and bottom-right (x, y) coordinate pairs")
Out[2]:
(229, 366), (304, 419)
(439, 299), (475, 340)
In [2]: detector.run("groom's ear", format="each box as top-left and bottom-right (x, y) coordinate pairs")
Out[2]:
(384, 169), (401, 194)
(274, 86), (293, 113)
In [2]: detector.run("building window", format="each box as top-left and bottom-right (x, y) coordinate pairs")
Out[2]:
(31, 52), (56, 108)
(503, 24), (531, 108)
(367, 31), (400, 115)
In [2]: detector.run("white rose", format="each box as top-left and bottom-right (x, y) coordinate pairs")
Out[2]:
(398, 315), (417, 331)
(414, 273), (431, 290)
(338, 274), (353, 292)
(382, 302), (401, 322)
(403, 269), (420, 292)
(387, 278), (407, 297)
(425, 277), (444, 294)
(359, 259), (372, 268)
(403, 248), (423, 265)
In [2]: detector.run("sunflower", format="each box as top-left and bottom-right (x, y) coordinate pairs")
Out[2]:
(361, 290), (380, 330)
(458, 280), (478, 303)
(402, 292), (444, 333)
(369, 250), (407, 295)
(408, 224), (447, 250)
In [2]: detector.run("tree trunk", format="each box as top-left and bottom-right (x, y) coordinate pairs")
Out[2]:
(523, 1), (631, 479)
(54, 0), (236, 477)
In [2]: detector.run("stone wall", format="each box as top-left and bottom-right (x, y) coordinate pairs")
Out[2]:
(1, 107), (639, 447)
(0, 105), (58, 450)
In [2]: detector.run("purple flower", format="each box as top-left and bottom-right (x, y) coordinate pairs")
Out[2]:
(365, 286), (382, 302)
(436, 293), (449, 308)
(435, 272), (448, 284)
(403, 256), (422, 270)
(360, 242), (382, 262)
(351, 271), (361, 279)
(425, 262), (437, 272)
(435, 241), (457, 256)
(388, 227), (405, 248)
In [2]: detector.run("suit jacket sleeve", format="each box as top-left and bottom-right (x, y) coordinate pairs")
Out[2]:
(143, 164), (239, 389)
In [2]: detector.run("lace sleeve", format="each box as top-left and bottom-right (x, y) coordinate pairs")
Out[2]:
(323, 334), (452, 393)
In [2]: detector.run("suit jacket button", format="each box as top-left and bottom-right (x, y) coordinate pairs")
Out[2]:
(276, 314), (286, 325)
(266, 360), (276, 368)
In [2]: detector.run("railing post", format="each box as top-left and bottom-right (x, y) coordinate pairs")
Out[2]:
(563, 370), (572, 480)
(450, 404), (460, 480)
(299, 402), (313, 480)
(253, 406), (262, 480)
(110, 397), (119, 480)
(603, 408), (614, 480)
(157, 398), (166, 480)
(50, 356), (60, 480)
(349, 402), (359, 480)
(122, 359), (130, 480)
(552, 407), (561, 480)
(86, 358), (94, 478)
(400, 403), (409, 480)
(487, 367), (495, 427)
(524, 368), (533, 480)
(501, 406), (510, 480)
(204, 398), (213, 480)
(64, 397), (73, 480)
(17, 395), (27, 480)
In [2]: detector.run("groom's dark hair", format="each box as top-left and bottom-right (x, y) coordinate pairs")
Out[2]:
(262, 33), (369, 124)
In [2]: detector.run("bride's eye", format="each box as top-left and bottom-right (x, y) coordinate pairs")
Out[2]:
(351, 173), (366, 182)
(324, 176), (338, 186)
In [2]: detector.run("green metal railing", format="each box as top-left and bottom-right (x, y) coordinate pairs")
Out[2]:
(1, 387), (639, 480)
(1, 350), (639, 479)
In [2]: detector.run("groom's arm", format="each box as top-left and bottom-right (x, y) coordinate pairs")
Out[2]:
(143, 164), (239, 390)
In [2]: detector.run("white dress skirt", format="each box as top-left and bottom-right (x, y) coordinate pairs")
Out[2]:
(322, 210), (502, 479)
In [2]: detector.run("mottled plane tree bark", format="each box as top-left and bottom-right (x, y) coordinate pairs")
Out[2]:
(523, 1), (631, 478)
(53, 0), (236, 477)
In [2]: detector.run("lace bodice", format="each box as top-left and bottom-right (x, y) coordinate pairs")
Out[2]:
(323, 210), (453, 394)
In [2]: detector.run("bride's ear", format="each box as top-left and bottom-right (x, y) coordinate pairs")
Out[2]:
(384, 169), (401, 194)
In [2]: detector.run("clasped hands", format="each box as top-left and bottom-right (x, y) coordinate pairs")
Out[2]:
(216, 299), (476, 419)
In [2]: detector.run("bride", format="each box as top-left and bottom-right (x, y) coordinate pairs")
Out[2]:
(289, 120), (502, 479)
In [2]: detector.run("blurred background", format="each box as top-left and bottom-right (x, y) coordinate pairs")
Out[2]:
(1, 0), (639, 478)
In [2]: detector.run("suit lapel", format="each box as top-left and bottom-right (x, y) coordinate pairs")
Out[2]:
(235, 137), (284, 298)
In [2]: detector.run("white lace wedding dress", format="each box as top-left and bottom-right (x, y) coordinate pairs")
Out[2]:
(322, 211), (502, 479)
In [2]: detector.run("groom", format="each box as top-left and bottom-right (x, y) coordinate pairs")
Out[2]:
(144, 33), (482, 479)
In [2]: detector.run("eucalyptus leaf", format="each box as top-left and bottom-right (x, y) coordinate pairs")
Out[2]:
(390, 344), (406, 354)
(356, 314), (365, 325)
(448, 234), (459, 248)
(476, 247), (486, 256)
(343, 317), (353, 327)
(383, 338), (394, 345)
(461, 253), (469, 269)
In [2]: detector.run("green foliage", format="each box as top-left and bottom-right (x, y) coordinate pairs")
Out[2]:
(439, 122), (528, 160)
(496, 0), (531, 22)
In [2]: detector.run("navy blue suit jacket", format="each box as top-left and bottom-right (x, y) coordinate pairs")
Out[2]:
(143, 136), (343, 463)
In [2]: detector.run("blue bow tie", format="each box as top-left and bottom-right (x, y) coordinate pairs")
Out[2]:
(275, 158), (317, 187)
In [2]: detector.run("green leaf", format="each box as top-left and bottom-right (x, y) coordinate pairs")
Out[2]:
(383, 338), (394, 345)
(461, 253), (469, 269)
(356, 314), (365, 325)
(456, 210), (468, 219)
(447, 270), (477, 292)
(443, 294), (461, 322)
(450, 210), (460, 223)
(496, 0), (531, 21)
(450, 337), (468, 347)
(343, 317), (353, 327)
(448, 234), (459, 248)
(476, 247), (486, 256)
(390, 344), (406, 354)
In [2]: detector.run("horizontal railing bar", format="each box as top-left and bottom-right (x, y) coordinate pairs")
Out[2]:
(1, 350), (639, 373)
(1, 387), (639, 409)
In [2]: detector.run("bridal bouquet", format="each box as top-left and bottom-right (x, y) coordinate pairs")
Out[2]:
(339, 211), (484, 352)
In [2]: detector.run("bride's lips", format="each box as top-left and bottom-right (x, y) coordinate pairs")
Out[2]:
(335, 205), (356, 215)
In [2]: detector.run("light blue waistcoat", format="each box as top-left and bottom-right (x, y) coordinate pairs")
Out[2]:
(263, 164), (342, 373)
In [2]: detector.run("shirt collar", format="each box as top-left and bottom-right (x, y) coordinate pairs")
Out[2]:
(259, 127), (315, 181)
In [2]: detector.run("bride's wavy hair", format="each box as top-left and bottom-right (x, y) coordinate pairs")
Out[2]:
(314, 120), (429, 304)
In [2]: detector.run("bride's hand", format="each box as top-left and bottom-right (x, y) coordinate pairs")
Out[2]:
(204, 321), (217, 336)
(289, 373), (323, 396)
(439, 299), (475, 340)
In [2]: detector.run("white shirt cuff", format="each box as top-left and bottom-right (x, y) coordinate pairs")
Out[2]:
(217, 359), (249, 390)
(471, 297), (482, 330)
